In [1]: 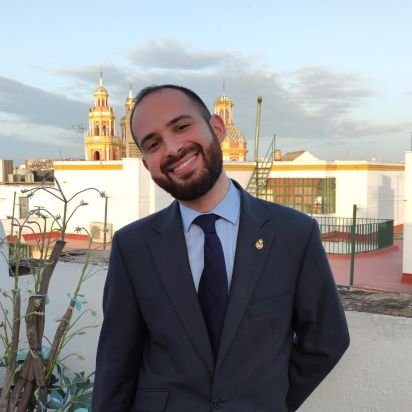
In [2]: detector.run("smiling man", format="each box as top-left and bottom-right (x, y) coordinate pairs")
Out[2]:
(92, 85), (349, 412)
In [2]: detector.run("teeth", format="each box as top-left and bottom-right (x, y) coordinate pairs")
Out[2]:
(173, 155), (196, 172)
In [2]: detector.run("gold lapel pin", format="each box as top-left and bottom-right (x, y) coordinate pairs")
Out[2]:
(255, 239), (264, 250)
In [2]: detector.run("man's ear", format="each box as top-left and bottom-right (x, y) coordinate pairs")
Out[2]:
(209, 114), (226, 143)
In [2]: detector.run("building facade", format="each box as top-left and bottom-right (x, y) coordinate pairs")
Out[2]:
(84, 74), (123, 161)
(214, 92), (248, 161)
(120, 86), (141, 158)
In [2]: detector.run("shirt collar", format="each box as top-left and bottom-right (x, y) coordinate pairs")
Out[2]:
(179, 180), (240, 233)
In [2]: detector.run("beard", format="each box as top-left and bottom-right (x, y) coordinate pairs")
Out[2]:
(152, 132), (223, 201)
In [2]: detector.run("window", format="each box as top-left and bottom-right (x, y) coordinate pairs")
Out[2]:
(265, 178), (336, 214)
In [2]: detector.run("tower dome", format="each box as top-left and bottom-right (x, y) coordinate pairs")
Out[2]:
(214, 91), (248, 161)
(120, 85), (141, 158)
(84, 73), (123, 161)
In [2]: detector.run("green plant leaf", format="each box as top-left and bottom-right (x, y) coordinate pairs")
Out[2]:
(42, 345), (51, 359)
(47, 390), (64, 409)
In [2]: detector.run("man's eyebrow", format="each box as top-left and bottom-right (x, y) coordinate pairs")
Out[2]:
(140, 115), (193, 148)
(166, 114), (193, 127)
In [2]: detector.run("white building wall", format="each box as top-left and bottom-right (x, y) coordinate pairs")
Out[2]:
(0, 160), (172, 237)
(0, 159), (405, 237)
(366, 170), (404, 223)
(335, 165), (369, 218)
(264, 161), (404, 223)
(225, 162), (254, 188)
(54, 160), (139, 233)
(403, 152), (412, 277)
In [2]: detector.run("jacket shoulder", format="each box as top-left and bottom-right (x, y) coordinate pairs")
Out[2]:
(114, 202), (176, 241)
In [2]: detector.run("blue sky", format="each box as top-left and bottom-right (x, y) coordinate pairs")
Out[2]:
(1, 0), (412, 164)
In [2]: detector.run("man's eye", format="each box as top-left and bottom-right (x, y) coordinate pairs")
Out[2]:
(145, 140), (160, 152)
(176, 123), (189, 132)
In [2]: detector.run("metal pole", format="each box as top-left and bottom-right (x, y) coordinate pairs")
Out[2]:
(254, 97), (262, 197)
(254, 97), (262, 162)
(103, 196), (108, 250)
(11, 192), (17, 238)
(349, 204), (357, 286)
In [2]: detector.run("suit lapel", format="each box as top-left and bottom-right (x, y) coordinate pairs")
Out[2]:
(148, 202), (215, 375)
(217, 190), (276, 369)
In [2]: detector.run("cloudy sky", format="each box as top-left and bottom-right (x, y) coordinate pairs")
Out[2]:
(1, 0), (412, 164)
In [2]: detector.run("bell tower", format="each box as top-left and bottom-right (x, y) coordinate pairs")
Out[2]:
(214, 90), (247, 161)
(214, 91), (234, 126)
(120, 85), (141, 158)
(84, 73), (123, 161)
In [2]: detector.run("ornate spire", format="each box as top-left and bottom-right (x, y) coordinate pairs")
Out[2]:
(99, 71), (103, 87)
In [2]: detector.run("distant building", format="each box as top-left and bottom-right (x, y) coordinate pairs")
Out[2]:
(279, 150), (319, 162)
(8, 167), (34, 184)
(120, 86), (141, 158)
(25, 159), (54, 170)
(84, 74), (123, 161)
(0, 160), (13, 183)
(214, 92), (248, 161)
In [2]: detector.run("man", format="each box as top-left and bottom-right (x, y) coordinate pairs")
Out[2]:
(92, 85), (349, 412)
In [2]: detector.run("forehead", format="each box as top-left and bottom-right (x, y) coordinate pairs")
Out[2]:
(133, 89), (198, 137)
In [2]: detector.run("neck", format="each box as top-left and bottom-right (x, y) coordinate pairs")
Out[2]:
(180, 172), (230, 213)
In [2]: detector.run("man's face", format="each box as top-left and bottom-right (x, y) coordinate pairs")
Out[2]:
(132, 89), (226, 201)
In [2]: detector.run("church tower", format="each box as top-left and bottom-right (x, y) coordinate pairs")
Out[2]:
(214, 91), (248, 161)
(84, 74), (123, 161)
(120, 86), (141, 158)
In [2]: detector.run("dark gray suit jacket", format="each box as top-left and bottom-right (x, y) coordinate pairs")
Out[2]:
(92, 184), (349, 411)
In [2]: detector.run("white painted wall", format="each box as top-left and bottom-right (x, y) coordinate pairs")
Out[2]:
(225, 162), (254, 188)
(264, 161), (404, 223)
(366, 170), (404, 222)
(0, 159), (405, 238)
(403, 152), (412, 276)
(54, 160), (141, 233)
(0, 260), (106, 378)
(301, 311), (412, 412)
(335, 165), (369, 218)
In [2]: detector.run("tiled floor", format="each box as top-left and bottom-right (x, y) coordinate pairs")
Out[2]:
(328, 240), (412, 294)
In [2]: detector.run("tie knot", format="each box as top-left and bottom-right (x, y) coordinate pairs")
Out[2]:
(193, 214), (219, 234)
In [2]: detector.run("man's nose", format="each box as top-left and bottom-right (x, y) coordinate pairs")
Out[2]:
(164, 137), (183, 157)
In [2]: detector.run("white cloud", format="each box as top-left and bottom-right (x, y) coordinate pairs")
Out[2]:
(1, 40), (410, 162)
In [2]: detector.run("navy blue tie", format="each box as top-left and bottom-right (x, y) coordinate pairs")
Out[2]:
(194, 214), (228, 357)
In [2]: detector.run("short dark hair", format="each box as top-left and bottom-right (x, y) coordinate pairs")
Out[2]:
(130, 84), (211, 146)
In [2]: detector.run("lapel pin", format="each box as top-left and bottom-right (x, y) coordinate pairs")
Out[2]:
(255, 239), (264, 250)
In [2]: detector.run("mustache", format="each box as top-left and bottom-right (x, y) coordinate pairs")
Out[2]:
(160, 144), (202, 173)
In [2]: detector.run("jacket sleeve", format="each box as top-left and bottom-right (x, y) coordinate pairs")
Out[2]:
(286, 220), (350, 411)
(92, 233), (148, 412)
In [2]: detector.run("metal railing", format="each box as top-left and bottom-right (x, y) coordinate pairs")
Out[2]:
(246, 136), (275, 198)
(315, 216), (394, 254)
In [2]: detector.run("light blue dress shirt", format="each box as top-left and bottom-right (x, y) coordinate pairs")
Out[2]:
(179, 180), (241, 292)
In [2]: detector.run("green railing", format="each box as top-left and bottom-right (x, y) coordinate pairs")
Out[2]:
(315, 216), (394, 254)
